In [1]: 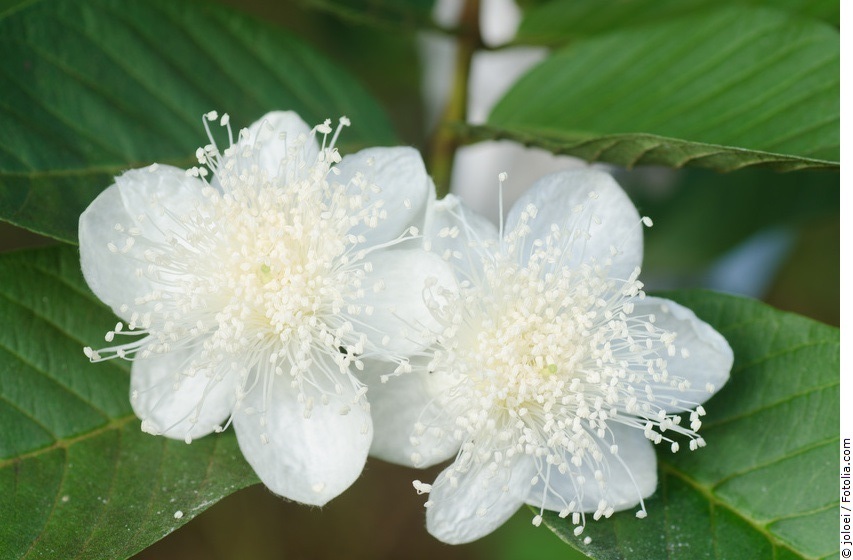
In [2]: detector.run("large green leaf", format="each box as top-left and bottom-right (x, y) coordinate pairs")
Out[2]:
(0, 246), (259, 560)
(217, 0), (428, 149)
(516, 0), (839, 45)
(486, 7), (839, 172)
(0, 0), (396, 244)
(541, 291), (839, 559)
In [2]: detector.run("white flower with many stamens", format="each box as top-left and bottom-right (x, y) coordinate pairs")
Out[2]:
(79, 110), (447, 506)
(364, 169), (733, 543)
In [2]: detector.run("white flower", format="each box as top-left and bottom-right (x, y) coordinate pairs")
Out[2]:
(364, 169), (733, 543)
(79, 110), (447, 506)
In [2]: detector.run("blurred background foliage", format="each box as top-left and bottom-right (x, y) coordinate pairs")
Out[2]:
(0, 0), (838, 558)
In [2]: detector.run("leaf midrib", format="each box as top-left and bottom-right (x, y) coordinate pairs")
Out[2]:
(465, 124), (840, 169)
(710, 436), (837, 491)
(661, 460), (822, 560)
(0, 414), (136, 469)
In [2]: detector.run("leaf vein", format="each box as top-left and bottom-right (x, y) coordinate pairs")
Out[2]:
(19, 447), (68, 560)
(710, 437), (837, 491)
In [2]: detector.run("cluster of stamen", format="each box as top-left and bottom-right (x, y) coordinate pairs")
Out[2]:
(413, 194), (714, 538)
(85, 112), (412, 446)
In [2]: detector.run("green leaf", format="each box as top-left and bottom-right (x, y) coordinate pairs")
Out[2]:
(516, 0), (839, 45)
(0, 0), (397, 244)
(220, 1), (428, 147)
(486, 7), (839, 172)
(0, 245), (259, 560)
(541, 291), (839, 559)
(0, 0), (39, 20)
(297, 0), (434, 29)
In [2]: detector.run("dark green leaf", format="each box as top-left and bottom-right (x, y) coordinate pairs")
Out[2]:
(298, 0), (434, 29)
(541, 291), (839, 560)
(0, 0), (396, 244)
(486, 7), (839, 172)
(516, 0), (839, 45)
(217, 0), (428, 147)
(0, 246), (259, 560)
(0, 0), (40, 20)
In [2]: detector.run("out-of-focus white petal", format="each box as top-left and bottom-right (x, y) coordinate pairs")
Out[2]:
(79, 165), (205, 318)
(242, 111), (318, 180)
(232, 361), (372, 506)
(505, 169), (643, 281)
(360, 249), (456, 355)
(467, 48), (546, 123)
(431, 0), (463, 28)
(449, 141), (585, 224)
(130, 344), (236, 441)
(335, 147), (435, 246)
(525, 423), (657, 514)
(424, 194), (498, 283)
(631, 297), (733, 412)
(360, 358), (458, 467)
(479, 0), (522, 47)
(426, 458), (534, 544)
(417, 31), (457, 133)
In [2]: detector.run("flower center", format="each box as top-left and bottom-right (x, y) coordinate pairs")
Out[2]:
(198, 179), (351, 354)
(445, 246), (638, 430)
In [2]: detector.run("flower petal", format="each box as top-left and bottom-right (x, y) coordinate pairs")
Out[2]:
(130, 344), (236, 441)
(360, 248), (457, 355)
(424, 194), (499, 282)
(360, 358), (458, 467)
(242, 111), (318, 180)
(114, 164), (208, 241)
(504, 169), (643, 281)
(426, 458), (534, 544)
(335, 147), (435, 246)
(232, 361), (372, 506)
(78, 165), (206, 318)
(631, 296), (733, 412)
(525, 423), (657, 514)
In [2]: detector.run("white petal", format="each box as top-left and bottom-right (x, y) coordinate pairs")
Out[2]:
(232, 362), (372, 506)
(130, 344), (236, 441)
(424, 194), (499, 282)
(448, 141), (585, 222)
(360, 358), (458, 467)
(526, 423), (657, 513)
(504, 169), (642, 281)
(359, 249), (456, 355)
(242, 111), (318, 180)
(335, 147), (435, 246)
(114, 164), (208, 242)
(426, 457), (534, 544)
(78, 165), (205, 318)
(631, 296), (733, 412)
